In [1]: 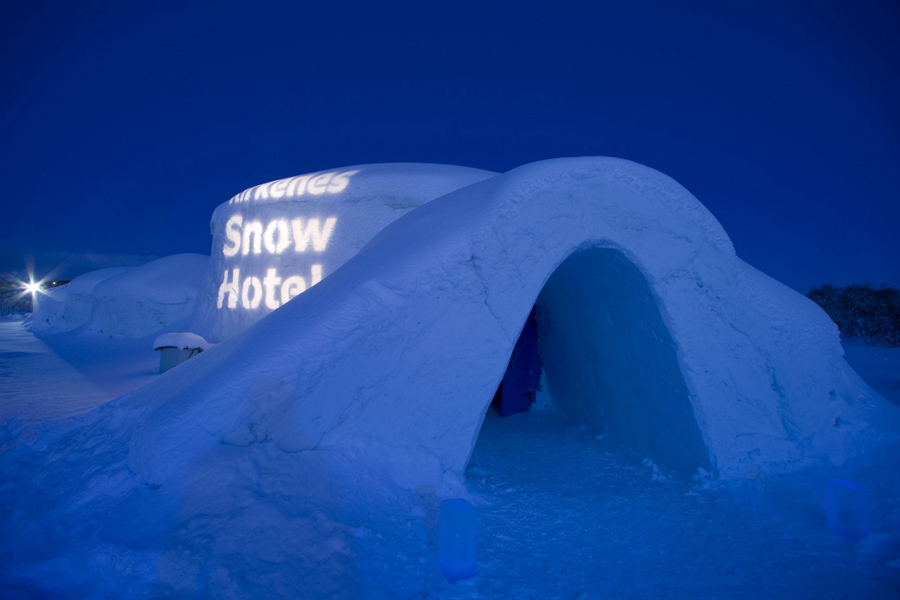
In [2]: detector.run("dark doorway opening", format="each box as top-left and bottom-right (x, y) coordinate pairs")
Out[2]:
(491, 307), (542, 417)
(482, 246), (710, 474)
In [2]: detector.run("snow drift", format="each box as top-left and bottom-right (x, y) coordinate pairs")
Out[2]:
(117, 157), (899, 494)
(29, 284), (69, 333)
(190, 163), (497, 342)
(31, 266), (133, 333)
(32, 255), (208, 339)
(87, 254), (208, 337)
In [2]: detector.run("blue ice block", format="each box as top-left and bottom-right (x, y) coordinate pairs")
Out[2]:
(824, 478), (872, 541)
(437, 498), (477, 583)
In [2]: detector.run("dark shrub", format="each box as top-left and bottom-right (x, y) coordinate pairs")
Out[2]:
(808, 284), (900, 347)
(0, 281), (32, 315)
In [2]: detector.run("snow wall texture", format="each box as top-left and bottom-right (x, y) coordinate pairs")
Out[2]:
(54, 267), (133, 333)
(121, 157), (899, 495)
(88, 254), (209, 337)
(31, 255), (208, 338)
(189, 163), (498, 342)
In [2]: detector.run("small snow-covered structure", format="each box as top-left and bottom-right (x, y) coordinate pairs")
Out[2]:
(153, 332), (211, 373)
(124, 157), (899, 491)
(189, 163), (497, 342)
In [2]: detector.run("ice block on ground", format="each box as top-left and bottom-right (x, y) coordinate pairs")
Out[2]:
(437, 498), (477, 583)
(824, 478), (872, 541)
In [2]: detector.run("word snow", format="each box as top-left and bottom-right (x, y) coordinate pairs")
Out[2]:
(222, 215), (337, 257)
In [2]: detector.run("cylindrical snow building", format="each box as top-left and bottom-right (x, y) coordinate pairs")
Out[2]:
(189, 163), (497, 342)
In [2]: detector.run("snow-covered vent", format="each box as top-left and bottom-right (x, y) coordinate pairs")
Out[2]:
(153, 332), (211, 374)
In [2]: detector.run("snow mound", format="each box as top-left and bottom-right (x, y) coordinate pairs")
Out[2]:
(87, 254), (209, 338)
(189, 162), (497, 342)
(56, 267), (133, 332)
(118, 157), (899, 494)
(31, 256), (208, 339)
(29, 284), (69, 334)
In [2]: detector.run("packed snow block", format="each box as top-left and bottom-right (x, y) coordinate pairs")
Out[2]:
(438, 498), (477, 583)
(154, 332), (210, 374)
(824, 478), (872, 541)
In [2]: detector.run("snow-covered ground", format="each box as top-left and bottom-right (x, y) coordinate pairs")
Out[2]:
(0, 315), (110, 422)
(31, 323), (162, 398)
(463, 409), (900, 599)
(0, 315), (898, 598)
(842, 340), (900, 406)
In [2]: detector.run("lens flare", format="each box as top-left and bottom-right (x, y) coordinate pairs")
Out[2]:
(19, 274), (50, 296)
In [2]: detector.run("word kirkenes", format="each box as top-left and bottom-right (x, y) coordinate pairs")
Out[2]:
(222, 215), (337, 257)
(227, 170), (360, 204)
(218, 266), (323, 311)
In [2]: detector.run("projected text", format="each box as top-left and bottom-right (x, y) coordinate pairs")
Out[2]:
(217, 212), (337, 311)
(222, 216), (337, 257)
(227, 170), (359, 204)
(217, 265), (323, 310)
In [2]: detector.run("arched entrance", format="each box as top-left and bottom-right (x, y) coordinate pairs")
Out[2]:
(490, 246), (710, 473)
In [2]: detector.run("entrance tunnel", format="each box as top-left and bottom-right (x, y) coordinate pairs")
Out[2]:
(490, 247), (710, 473)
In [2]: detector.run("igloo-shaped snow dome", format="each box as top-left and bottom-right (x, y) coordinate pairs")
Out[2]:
(189, 163), (497, 342)
(128, 157), (899, 492)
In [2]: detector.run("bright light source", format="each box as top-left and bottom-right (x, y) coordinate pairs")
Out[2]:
(23, 281), (42, 294)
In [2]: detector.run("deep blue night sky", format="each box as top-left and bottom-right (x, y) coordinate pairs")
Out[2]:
(1, 1), (897, 292)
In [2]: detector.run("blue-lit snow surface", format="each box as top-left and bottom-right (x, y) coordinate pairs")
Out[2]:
(2, 157), (900, 597)
(1, 383), (899, 598)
